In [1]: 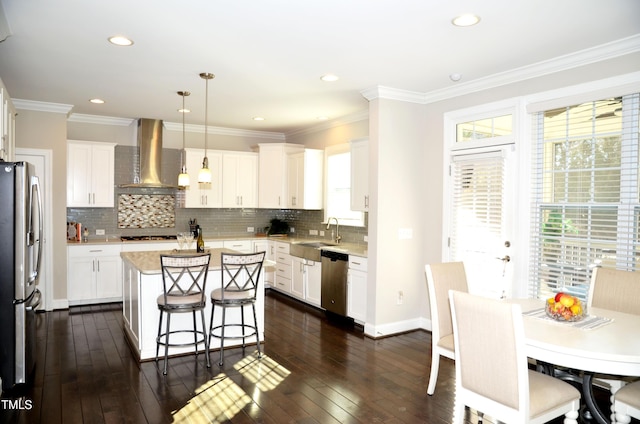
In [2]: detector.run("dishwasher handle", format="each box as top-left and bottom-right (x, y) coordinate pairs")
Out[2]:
(320, 249), (348, 262)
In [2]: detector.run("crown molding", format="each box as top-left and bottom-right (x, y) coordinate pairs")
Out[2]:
(163, 121), (285, 140)
(68, 113), (135, 126)
(13, 99), (74, 115)
(362, 34), (640, 105)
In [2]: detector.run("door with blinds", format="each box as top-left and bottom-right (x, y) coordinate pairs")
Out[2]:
(448, 148), (515, 298)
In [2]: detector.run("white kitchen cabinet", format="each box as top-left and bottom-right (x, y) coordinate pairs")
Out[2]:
(67, 244), (122, 305)
(347, 255), (367, 323)
(183, 148), (222, 208)
(222, 152), (258, 208)
(350, 138), (369, 212)
(258, 143), (304, 208)
(0, 85), (16, 162)
(223, 239), (253, 253)
(67, 140), (116, 207)
(286, 149), (324, 210)
(253, 239), (273, 287)
(273, 241), (292, 294)
(291, 257), (321, 306)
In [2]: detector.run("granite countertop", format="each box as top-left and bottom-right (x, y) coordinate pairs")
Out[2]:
(120, 248), (236, 275)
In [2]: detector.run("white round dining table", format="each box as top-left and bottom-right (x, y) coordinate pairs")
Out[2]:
(510, 298), (640, 424)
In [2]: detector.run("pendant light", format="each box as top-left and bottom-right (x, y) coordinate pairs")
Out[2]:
(198, 72), (215, 183)
(177, 91), (191, 187)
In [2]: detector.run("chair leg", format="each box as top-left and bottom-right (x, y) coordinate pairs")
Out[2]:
(241, 305), (246, 348)
(163, 313), (171, 375)
(192, 311), (198, 357)
(252, 303), (261, 358)
(427, 351), (440, 395)
(219, 306), (226, 366)
(200, 309), (211, 368)
(155, 310), (164, 363)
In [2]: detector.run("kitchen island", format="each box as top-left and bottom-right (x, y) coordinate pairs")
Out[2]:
(121, 248), (266, 361)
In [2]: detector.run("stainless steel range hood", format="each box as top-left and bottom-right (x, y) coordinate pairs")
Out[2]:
(119, 118), (178, 189)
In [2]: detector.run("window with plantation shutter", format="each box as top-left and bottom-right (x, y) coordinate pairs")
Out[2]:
(450, 151), (505, 265)
(529, 94), (640, 302)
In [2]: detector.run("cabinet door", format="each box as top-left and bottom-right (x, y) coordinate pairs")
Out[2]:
(258, 146), (286, 208)
(351, 139), (369, 211)
(183, 149), (222, 208)
(291, 257), (305, 299)
(348, 268), (367, 322)
(222, 153), (258, 208)
(287, 153), (302, 209)
(90, 143), (115, 207)
(68, 256), (96, 301)
(95, 255), (122, 299)
(305, 260), (322, 307)
(67, 142), (93, 207)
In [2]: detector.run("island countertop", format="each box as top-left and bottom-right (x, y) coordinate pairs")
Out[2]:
(120, 248), (237, 275)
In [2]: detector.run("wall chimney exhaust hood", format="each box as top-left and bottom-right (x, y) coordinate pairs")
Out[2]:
(119, 118), (179, 189)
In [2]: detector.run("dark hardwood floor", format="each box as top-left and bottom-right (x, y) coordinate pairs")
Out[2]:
(0, 291), (622, 424)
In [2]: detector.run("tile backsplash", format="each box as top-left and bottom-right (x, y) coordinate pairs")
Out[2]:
(117, 194), (176, 228)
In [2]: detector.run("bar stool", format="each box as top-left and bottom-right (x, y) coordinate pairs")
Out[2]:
(156, 253), (211, 375)
(209, 251), (266, 366)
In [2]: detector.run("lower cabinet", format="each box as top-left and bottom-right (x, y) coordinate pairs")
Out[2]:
(347, 255), (367, 323)
(273, 242), (292, 294)
(291, 257), (321, 306)
(67, 244), (123, 305)
(253, 240), (273, 287)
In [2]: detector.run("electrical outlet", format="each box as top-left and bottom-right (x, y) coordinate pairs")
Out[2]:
(319, 230), (325, 237)
(290, 227), (295, 233)
(247, 227), (254, 232)
(397, 290), (404, 305)
(309, 229), (318, 236)
(364, 235), (368, 242)
(96, 229), (105, 236)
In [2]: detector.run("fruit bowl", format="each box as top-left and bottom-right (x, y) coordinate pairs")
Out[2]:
(545, 292), (585, 322)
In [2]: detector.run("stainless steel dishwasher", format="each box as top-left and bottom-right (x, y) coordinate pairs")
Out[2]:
(321, 249), (349, 316)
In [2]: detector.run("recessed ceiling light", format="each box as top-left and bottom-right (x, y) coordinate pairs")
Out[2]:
(452, 14), (480, 27)
(108, 35), (134, 46)
(320, 74), (339, 82)
(89, 98), (105, 104)
(449, 73), (462, 82)
(253, 116), (265, 121)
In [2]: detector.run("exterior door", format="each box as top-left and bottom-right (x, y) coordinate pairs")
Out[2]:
(447, 147), (516, 298)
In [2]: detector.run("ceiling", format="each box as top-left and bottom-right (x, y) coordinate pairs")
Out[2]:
(0, 0), (639, 135)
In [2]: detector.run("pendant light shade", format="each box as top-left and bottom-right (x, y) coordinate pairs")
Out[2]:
(198, 72), (215, 183)
(177, 91), (190, 187)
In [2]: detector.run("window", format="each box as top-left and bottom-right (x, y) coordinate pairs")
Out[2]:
(457, 114), (512, 142)
(324, 144), (364, 226)
(529, 94), (640, 301)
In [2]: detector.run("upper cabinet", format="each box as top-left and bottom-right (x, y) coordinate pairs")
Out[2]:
(67, 140), (116, 207)
(287, 149), (324, 210)
(183, 148), (223, 208)
(0, 83), (16, 162)
(258, 143), (304, 208)
(350, 138), (369, 212)
(222, 152), (258, 208)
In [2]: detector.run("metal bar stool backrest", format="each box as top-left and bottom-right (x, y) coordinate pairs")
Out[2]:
(160, 254), (211, 310)
(219, 252), (266, 304)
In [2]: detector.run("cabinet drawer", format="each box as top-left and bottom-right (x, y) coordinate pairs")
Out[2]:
(273, 241), (290, 254)
(69, 244), (122, 257)
(223, 240), (252, 253)
(276, 263), (292, 280)
(348, 255), (367, 272)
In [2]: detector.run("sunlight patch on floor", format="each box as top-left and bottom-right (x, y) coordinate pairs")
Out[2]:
(172, 354), (291, 423)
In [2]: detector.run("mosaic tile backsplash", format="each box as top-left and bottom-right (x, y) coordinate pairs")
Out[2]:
(118, 194), (176, 228)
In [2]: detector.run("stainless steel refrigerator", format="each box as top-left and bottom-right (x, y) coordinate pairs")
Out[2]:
(0, 161), (43, 392)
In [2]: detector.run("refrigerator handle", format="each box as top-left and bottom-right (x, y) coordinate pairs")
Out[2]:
(29, 176), (44, 285)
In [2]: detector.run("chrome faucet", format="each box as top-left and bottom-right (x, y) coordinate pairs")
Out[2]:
(327, 217), (341, 244)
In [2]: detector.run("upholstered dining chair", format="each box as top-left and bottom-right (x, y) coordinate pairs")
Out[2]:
(156, 253), (211, 375)
(587, 267), (640, 395)
(612, 380), (640, 423)
(209, 251), (266, 366)
(448, 290), (581, 424)
(424, 262), (468, 395)
(587, 267), (640, 315)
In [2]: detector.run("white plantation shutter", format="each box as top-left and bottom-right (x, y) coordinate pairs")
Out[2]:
(529, 93), (640, 301)
(450, 152), (505, 262)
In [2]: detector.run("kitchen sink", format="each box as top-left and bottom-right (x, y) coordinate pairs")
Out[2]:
(290, 241), (337, 261)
